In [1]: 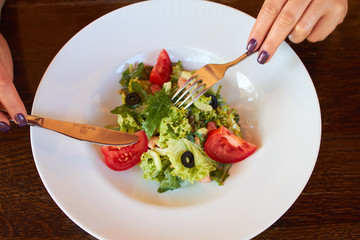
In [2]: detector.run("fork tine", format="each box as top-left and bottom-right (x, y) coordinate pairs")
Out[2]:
(183, 87), (208, 109)
(178, 82), (206, 108)
(171, 76), (196, 100)
(173, 78), (202, 105)
(172, 51), (253, 109)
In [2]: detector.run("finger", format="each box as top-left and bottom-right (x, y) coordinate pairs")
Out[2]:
(0, 111), (11, 132)
(306, 0), (348, 42)
(257, 0), (312, 64)
(287, 0), (327, 43)
(288, 1), (323, 44)
(247, 0), (287, 53)
(0, 34), (13, 79)
(0, 62), (28, 127)
(307, 15), (339, 42)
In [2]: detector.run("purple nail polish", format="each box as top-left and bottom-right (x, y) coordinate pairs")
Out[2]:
(246, 38), (258, 53)
(14, 113), (27, 127)
(257, 50), (270, 64)
(0, 121), (10, 132)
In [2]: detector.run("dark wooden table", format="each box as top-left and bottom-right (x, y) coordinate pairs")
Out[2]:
(1, 0), (359, 239)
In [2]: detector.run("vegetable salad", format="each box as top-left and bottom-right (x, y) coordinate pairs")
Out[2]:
(100, 49), (257, 193)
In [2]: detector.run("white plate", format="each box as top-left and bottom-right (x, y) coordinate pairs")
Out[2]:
(30, 0), (321, 239)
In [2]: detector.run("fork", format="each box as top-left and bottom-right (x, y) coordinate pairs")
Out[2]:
(172, 51), (253, 109)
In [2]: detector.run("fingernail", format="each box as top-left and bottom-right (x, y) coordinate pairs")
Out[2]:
(257, 50), (270, 64)
(14, 113), (27, 127)
(0, 121), (10, 132)
(246, 38), (258, 53)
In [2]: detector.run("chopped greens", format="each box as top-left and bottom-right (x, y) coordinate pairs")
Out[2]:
(104, 50), (254, 193)
(210, 163), (232, 186)
(140, 151), (181, 193)
(142, 89), (172, 138)
(120, 63), (152, 88)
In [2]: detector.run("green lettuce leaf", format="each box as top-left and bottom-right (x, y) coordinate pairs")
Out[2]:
(188, 106), (218, 129)
(128, 79), (150, 101)
(194, 95), (213, 112)
(142, 89), (172, 138)
(120, 63), (152, 88)
(215, 105), (242, 137)
(158, 106), (192, 148)
(170, 61), (183, 86)
(156, 138), (218, 183)
(139, 150), (181, 193)
(110, 104), (145, 133)
(157, 160), (181, 193)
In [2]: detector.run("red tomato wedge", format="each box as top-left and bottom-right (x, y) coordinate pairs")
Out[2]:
(100, 130), (148, 171)
(204, 126), (257, 163)
(149, 49), (172, 85)
(150, 83), (162, 94)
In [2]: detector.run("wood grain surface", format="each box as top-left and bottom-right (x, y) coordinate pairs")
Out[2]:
(0, 0), (359, 239)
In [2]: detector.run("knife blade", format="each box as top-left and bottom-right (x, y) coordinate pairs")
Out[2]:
(1, 110), (138, 146)
(27, 115), (139, 146)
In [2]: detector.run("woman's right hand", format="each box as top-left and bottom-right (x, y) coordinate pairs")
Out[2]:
(0, 33), (27, 132)
(246, 0), (348, 64)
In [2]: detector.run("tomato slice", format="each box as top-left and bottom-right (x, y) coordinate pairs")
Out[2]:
(150, 83), (162, 94)
(100, 130), (148, 171)
(149, 49), (172, 85)
(204, 126), (257, 163)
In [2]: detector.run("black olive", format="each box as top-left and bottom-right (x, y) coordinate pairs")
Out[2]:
(181, 151), (195, 168)
(125, 92), (141, 105)
(210, 95), (218, 109)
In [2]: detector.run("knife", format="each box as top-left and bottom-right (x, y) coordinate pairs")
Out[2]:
(1, 110), (138, 146)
